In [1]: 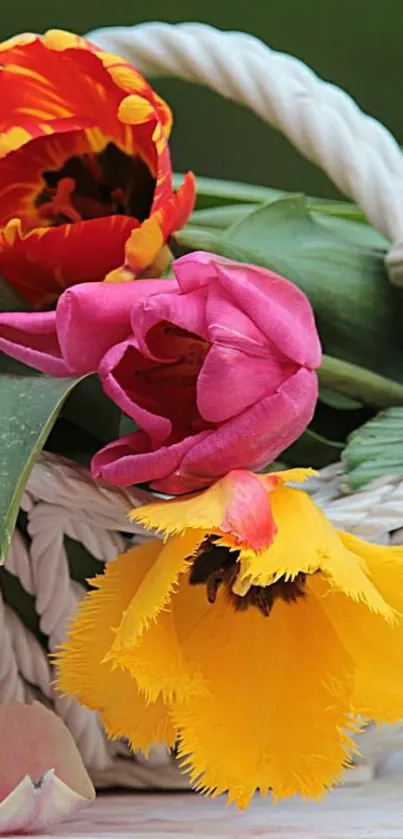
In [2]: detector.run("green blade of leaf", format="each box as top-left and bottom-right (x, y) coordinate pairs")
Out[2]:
(319, 387), (363, 411)
(343, 407), (403, 489)
(282, 428), (343, 469)
(0, 356), (82, 562)
(174, 173), (283, 208)
(318, 355), (403, 408)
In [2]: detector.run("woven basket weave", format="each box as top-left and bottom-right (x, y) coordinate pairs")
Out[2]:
(3, 21), (403, 789)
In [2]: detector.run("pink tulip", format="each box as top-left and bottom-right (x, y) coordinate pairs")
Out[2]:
(0, 252), (321, 493)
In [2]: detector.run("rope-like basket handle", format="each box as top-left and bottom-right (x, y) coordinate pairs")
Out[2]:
(89, 21), (403, 286)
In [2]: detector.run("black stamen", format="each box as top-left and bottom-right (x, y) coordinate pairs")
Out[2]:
(188, 535), (307, 617)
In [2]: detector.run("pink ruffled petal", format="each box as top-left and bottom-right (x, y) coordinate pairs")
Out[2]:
(0, 310), (71, 376)
(91, 428), (210, 488)
(197, 343), (297, 422)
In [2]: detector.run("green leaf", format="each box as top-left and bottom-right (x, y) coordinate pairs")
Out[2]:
(314, 214), (387, 250)
(319, 387), (363, 411)
(318, 355), (403, 409)
(282, 428), (343, 469)
(62, 374), (122, 443)
(176, 196), (403, 383)
(0, 356), (82, 562)
(174, 173), (283, 208)
(343, 407), (403, 489)
(190, 204), (259, 229)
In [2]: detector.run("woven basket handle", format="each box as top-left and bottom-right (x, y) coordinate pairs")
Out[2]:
(89, 21), (403, 285)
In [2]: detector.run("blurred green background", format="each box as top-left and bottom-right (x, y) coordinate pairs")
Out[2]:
(3, 2), (402, 198)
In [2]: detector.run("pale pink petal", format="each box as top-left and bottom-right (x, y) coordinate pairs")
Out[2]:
(91, 428), (210, 487)
(0, 310), (71, 376)
(0, 771), (92, 834)
(0, 702), (94, 833)
(220, 470), (278, 550)
(197, 344), (297, 422)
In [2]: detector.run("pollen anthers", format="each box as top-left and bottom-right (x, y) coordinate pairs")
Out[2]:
(189, 534), (307, 617)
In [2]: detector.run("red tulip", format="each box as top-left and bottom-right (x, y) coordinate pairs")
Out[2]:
(0, 29), (195, 307)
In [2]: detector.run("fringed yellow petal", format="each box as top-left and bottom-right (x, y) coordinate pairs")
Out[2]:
(131, 470), (278, 547)
(130, 481), (232, 537)
(316, 533), (403, 722)
(173, 586), (355, 809)
(110, 529), (205, 652)
(56, 540), (175, 749)
(113, 608), (206, 704)
(272, 467), (317, 484)
(320, 536), (394, 621)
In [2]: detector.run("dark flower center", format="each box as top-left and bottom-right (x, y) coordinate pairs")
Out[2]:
(115, 322), (212, 438)
(189, 535), (307, 617)
(35, 142), (156, 226)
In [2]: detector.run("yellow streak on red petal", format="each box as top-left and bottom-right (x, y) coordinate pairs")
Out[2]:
(42, 29), (87, 51)
(0, 127), (32, 158)
(0, 33), (36, 52)
(125, 216), (164, 273)
(118, 94), (155, 125)
(97, 51), (149, 94)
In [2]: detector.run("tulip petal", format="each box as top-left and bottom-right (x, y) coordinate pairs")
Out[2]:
(100, 339), (173, 442)
(91, 428), (211, 489)
(0, 701), (94, 833)
(176, 367), (318, 491)
(0, 771), (91, 835)
(0, 215), (137, 307)
(0, 309), (72, 375)
(132, 470), (277, 551)
(173, 585), (354, 808)
(316, 535), (403, 722)
(197, 343), (298, 422)
(55, 283), (141, 374)
(92, 368), (317, 494)
(174, 252), (322, 368)
(56, 541), (175, 749)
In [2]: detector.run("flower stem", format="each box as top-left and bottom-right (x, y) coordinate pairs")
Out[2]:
(319, 355), (403, 408)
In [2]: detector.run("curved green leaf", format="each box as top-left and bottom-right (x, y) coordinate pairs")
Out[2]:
(0, 356), (82, 562)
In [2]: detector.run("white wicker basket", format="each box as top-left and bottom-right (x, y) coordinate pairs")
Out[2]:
(3, 21), (403, 789)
